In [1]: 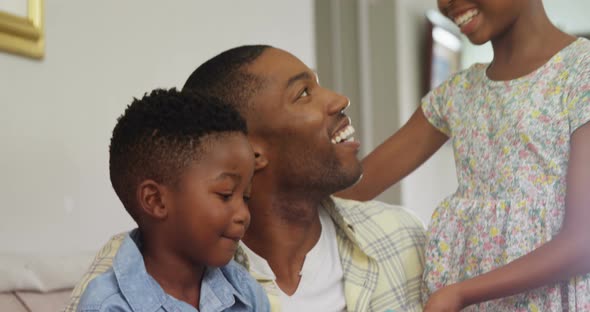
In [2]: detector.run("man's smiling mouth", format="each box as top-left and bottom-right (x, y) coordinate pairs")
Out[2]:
(331, 124), (355, 144)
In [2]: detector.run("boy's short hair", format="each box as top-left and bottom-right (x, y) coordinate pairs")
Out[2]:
(109, 88), (247, 221)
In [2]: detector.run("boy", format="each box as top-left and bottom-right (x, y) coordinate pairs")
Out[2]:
(77, 89), (269, 312)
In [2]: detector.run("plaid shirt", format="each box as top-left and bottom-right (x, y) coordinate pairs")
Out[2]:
(65, 197), (425, 312)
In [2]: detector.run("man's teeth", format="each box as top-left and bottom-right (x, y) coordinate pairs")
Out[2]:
(331, 125), (355, 144)
(454, 9), (478, 27)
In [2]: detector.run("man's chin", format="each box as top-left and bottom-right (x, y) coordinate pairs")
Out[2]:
(349, 171), (363, 187)
(333, 164), (363, 193)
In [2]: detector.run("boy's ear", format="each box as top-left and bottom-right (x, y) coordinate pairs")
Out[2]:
(249, 139), (268, 171)
(137, 180), (169, 220)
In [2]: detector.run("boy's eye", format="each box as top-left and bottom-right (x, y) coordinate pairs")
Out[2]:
(218, 193), (232, 201)
(243, 195), (251, 204)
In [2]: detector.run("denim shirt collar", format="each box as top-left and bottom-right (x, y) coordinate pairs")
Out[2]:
(113, 229), (250, 312)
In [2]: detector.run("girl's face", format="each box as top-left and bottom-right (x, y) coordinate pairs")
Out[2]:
(437, 0), (527, 45)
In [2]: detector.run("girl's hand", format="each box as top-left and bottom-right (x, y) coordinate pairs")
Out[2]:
(424, 284), (465, 312)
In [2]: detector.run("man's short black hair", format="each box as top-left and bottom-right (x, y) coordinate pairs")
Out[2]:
(109, 88), (247, 221)
(182, 45), (271, 115)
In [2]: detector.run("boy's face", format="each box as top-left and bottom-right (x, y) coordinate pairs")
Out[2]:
(165, 133), (254, 267)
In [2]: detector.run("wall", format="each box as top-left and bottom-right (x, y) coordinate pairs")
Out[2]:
(545, 0), (590, 34)
(0, 0), (315, 290)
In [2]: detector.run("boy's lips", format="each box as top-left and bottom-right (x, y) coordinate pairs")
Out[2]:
(222, 232), (244, 242)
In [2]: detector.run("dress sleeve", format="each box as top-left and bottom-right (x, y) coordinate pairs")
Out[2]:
(421, 77), (452, 137)
(568, 46), (590, 134)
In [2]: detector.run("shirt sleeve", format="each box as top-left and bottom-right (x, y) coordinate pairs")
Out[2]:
(420, 77), (452, 137)
(568, 53), (590, 134)
(66, 233), (126, 312)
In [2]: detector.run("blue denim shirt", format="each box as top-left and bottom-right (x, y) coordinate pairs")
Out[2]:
(77, 230), (269, 312)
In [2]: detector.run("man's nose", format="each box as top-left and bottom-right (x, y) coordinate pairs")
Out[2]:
(327, 90), (350, 115)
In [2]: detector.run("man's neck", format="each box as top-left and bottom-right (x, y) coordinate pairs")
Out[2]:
(242, 194), (325, 295)
(141, 233), (205, 308)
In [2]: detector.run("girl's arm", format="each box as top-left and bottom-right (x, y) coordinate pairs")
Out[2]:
(336, 107), (449, 201)
(425, 122), (590, 311)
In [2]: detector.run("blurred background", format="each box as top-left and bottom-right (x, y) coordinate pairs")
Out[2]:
(0, 0), (588, 310)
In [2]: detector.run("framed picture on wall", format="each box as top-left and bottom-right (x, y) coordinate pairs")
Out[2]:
(423, 10), (461, 96)
(0, 0), (44, 59)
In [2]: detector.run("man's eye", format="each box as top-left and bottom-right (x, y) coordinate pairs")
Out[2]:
(299, 88), (309, 98)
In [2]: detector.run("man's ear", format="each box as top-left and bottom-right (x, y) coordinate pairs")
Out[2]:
(137, 180), (169, 220)
(249, 139), (268, 171)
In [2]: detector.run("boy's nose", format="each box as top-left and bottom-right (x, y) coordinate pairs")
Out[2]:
(233, 200), (251, 227)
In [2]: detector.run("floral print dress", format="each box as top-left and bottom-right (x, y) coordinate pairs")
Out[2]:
(421, 38), (590, 311)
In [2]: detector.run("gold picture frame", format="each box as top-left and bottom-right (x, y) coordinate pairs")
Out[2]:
(0, 0), (44, 59)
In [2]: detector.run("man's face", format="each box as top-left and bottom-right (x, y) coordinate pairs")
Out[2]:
(246, 48), (362, 195)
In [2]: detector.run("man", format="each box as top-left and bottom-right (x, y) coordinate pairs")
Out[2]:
(66, 45), (426, 312)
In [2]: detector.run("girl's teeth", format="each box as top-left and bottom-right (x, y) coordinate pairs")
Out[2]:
(454, 10), (478, 27)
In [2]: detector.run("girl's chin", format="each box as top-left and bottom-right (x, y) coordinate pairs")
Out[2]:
(466, 33), (490, 46)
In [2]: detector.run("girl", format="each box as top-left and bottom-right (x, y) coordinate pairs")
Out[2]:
(337, 0), (590, 311)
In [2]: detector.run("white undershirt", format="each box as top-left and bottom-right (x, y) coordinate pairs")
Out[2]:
(240, 208), (346, 312)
